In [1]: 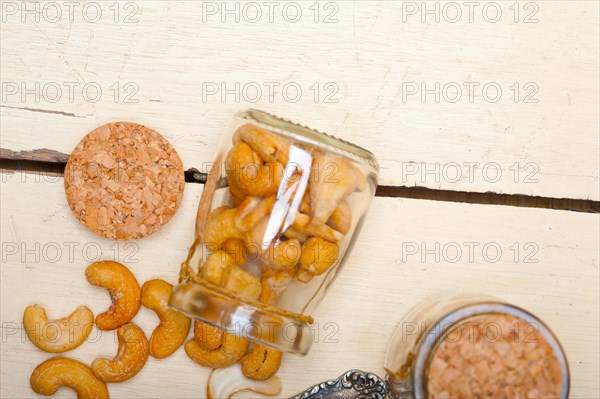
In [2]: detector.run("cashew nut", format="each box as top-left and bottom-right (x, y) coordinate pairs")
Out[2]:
(260, 239), (302, 272)
(226, 142), (283, 197)
(141, 279), (191, 359)
(186, 264), (258, 367)
(235, 195), (276, 232)
(207, 362), (281, 399)
(244, 216), (271, 256)
(259, 269), (296, 304)
(309, 153), (367, 224)
(185, 331), (249, 369)
(228, 177), (247, 207)
(200, 251), (236, 286)
(234, 124), (291, 165)
(30, 357), (109, 399)
(298, 190), (311, 214)
(91, 323), (149, 383)
(240, 259), (286, 381)
(222, 238), (247, 266)
(283, 225), (309, 243)
(193, 320), (224, 351)
(23, 305), (93, 354)
(240, 344), (283, 381)
(292, 213), (344, 242)
(209, 205), (230, 220)
(85, 260), (141, 331)
(204, 207), (245, 251)
(225, 266), (262, 300)
(185, 266), (260, 367)
(327, 199), (352, 235)
(296, 269), (315, 283)
(299, 237), (339, 282)
(188, 257), (252, 367)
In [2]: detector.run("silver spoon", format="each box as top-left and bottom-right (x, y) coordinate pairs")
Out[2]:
(291, 369), (392, 399)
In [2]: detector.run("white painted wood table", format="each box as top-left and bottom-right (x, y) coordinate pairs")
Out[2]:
(1, 1), (598, 398)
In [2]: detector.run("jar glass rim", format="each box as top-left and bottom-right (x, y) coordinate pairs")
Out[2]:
(169, 280), (314, 355)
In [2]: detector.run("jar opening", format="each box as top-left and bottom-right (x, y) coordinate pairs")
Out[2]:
(169, 280), (314, 355)
(412, 304), (569, 399)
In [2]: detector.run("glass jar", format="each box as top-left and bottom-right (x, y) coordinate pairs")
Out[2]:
(169, 109), (379, 355)
(385, 295), (570, 399)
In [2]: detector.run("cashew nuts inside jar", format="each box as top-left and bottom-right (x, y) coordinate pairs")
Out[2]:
(170, 110), (379, 355)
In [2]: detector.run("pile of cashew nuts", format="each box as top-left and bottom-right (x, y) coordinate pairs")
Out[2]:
(186, 124), (368, 384)
(23, 124), (368, 399)
(24, 261), (191, 399)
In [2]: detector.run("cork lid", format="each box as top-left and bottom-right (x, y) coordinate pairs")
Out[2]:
(64, 122), (185, 240)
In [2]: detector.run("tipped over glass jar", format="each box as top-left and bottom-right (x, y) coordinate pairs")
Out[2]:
(170, 109), (379, 355)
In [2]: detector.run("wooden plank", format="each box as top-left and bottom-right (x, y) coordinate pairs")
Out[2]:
(2, 152), (599, 213)
(1, 173), (598, 398)
(1, 1), (598, 199)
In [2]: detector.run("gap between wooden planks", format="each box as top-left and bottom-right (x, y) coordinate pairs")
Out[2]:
(1, 148), (598, 213)
(1, 172), (598, 398)
(1, 1), (598, 200)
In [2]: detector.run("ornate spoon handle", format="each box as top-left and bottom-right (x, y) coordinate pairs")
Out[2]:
(291, 369), (388, 399)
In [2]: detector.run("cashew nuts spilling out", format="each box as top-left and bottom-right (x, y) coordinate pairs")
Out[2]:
(207, 362), (281, 399)
(187, 263), (259, 368)
(141, 279), (191, 359)
(23, 305), (93, 353)
(85, 260), (141, 330)
(226, 142), (283, 197)
(309, 153), (367, 224)
(191, 123), (370, 386)
(185, 332), (249, 369)
(91, 323), (149, 383)
(240, 344), (283, 381)
(241, 258), (285, 381)
(193, 320), (224, 351)
(30, 357), (109, 399)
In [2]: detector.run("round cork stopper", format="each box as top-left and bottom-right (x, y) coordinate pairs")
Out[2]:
(64, 122), (185, 240)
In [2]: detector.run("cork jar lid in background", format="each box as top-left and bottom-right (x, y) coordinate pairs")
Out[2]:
(64, 122), (185, 240)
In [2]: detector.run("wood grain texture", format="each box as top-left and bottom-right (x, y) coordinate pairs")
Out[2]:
(1, 1), (598, 199)
(1, 175), (598, 398)
(3, 157), (599, 212)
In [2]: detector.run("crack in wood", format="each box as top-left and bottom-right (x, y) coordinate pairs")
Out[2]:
(0, 105), (84, 118)
(1, 149), (598, 213)
(0, 148), (69, 163)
